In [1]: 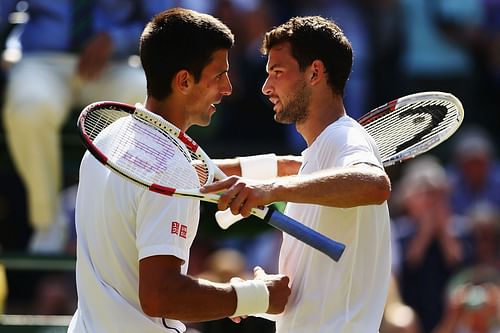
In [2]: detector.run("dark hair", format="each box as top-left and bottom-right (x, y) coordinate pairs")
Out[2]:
(261, 16), (352, 96)
(140, 8), (234, 100)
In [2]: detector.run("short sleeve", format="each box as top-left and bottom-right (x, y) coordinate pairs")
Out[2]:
(136, 191), (199, 263)
(316, 119), (383, 169)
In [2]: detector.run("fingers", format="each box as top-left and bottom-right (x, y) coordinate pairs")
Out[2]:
(200, 177), (238, 193)
(265, 272), (291, 315)
(202, 177), (270, 217)
(253, 266), (266, 279)
(230, 277), (244, 282)
(226, 184), (251, 217)
(201, 177), (250, 214)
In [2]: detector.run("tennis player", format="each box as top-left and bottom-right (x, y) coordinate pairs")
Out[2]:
(202, 16), (392, 332)
(68, 8), (290, 333)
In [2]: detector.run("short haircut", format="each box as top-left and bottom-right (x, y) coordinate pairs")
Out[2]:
(140, 8), (234, 100)
(261, 16), (352, 96)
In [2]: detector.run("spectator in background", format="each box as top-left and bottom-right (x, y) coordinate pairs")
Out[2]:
(358, 0), (404, 107)
(391, 156), (473, 333)
(0, 0), (171, 253)
(470, 0), (500, 142)
(431, 202), (500, 333)
(447, 125), (500, 217)
(466, 202), (500, 270)
(398, 0), (484, 126)
(432, 266), (500, 333)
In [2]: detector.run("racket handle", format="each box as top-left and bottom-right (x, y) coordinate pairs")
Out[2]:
(216, 207), (346, 261)
(265, 209), (345, 261)
(215, 208), (265, 229)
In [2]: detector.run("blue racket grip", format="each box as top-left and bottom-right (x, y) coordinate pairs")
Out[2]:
(264, 209), (346, 261)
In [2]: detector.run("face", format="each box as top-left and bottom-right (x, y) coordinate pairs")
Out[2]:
(459, 154), (490, 189)
(262, 42), (311, 124)
(187, 49), (232, 126)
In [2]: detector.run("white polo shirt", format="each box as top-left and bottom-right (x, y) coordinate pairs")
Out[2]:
(275, 116), (391, 333)
(68, 116), (199, 333)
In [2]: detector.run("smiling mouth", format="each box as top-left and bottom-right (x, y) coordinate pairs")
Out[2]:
(271, 100), (281, 112)
(269, 96), (279, 105)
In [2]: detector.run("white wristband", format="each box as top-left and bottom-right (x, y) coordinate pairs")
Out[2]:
(231, 279), (269, 317)
(239, 153), (278, 179)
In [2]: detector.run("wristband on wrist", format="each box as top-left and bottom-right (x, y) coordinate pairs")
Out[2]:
(230, 279), (269, 317)
(239, 153), (278, 179)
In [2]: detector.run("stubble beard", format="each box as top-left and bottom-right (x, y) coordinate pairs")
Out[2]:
(274, 79), (311, 125)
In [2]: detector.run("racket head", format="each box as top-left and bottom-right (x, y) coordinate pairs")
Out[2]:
(359, 91), (464, 166)
(77, 101), (216, 193)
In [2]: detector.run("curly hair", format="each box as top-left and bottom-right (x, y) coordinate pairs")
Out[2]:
(261, 16), (352, 96)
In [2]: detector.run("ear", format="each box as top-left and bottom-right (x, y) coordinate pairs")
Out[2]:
(309, 60), (326, 85)
(173, 70), (193, 95)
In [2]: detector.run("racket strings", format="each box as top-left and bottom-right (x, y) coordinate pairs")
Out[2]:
(134, 106), (212, 188)
(81, 107), (198, 189)
(112, 119), (201, 189)
(83, 108), (129, 141)
(364, 99), (460, 162)
(185, 154), (209, 186)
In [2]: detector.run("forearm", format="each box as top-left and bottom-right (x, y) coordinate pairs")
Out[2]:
(141, 274), (237, 321)
(215, 154), (302, 178)
(215, 158), (241, 177)
(270, 165), (390, 207)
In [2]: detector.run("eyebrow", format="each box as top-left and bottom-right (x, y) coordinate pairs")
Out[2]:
(267, 64), (282, 73)
(216, 69), (229, 76)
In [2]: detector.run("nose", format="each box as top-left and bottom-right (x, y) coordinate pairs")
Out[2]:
(221, 75), (232, 96)
(261, 77), (272, 96)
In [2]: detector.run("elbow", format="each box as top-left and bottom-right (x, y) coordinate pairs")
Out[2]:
(372, 174), (391, 205)
(140, 285), (178, 318)
(140, 288), (164, 317)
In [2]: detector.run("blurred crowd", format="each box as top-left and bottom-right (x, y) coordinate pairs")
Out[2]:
(0, 0), (499, 332)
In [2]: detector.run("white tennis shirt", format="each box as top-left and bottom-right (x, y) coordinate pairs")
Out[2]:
(275, 116), (391, 333)
(68, 116), (199, 333)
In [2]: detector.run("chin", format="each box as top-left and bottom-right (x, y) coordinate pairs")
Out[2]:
(197, 115), (213, 127)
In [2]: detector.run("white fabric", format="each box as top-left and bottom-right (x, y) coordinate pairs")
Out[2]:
(2, 53), (145, 231)
(272, 116), (392, 333)
(231, 279), (269, 317)
(239, 153), (278, 179)
(68, 115), (199, 332)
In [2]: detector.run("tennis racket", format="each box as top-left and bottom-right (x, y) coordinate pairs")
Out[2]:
(77, 101), (345, 261)
(215, 91), (464, 228)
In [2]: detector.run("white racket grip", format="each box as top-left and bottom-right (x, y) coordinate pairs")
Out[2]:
(215, 206), (268, 229)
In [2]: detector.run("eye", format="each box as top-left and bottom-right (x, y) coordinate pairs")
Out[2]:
(216, 71), (228, 80)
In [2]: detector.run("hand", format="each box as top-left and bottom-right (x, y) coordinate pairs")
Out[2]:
(201, 176), (276, 217)
(253, 266), (290, 314)
(76, 32), (113, 81)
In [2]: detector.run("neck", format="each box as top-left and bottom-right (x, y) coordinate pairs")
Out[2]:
(144, 96), (189, 131)
(296, 93), (346, 146)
